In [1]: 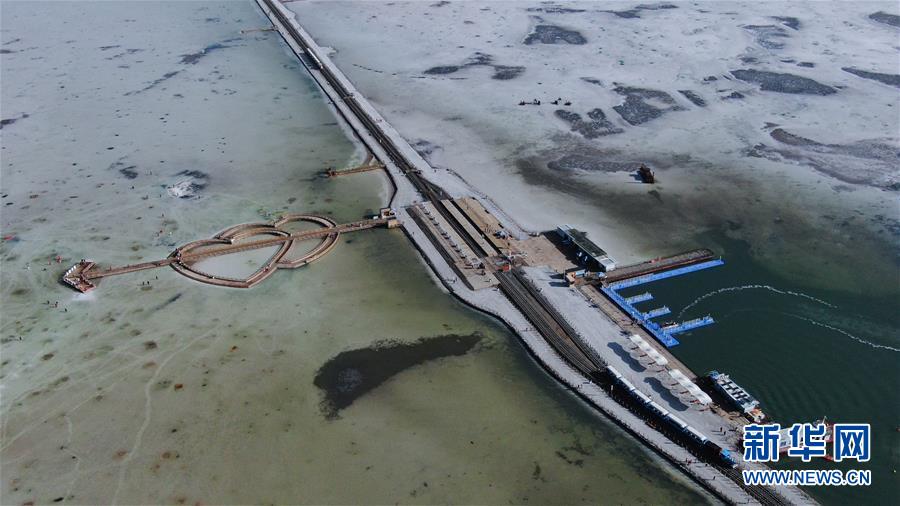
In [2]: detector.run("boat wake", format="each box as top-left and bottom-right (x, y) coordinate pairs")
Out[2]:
(677, 284), (835, 319)
(784, 313), (900, 353)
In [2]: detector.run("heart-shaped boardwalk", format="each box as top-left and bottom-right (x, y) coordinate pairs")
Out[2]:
(63, 210), (399, 292)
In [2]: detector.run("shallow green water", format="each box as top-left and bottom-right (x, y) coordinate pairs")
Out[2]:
(1, 2), (714, 504)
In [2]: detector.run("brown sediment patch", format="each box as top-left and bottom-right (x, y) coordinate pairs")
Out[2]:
(314, 333), (483, 419)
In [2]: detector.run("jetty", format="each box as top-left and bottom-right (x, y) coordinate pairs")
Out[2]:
(323, 153), (385, 177)
(245, 2), (816, 503)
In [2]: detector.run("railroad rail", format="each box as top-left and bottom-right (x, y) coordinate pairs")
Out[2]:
(257, 0), (492, 263)
(496, 270), (598, 373)
(255, 3), (794, 503)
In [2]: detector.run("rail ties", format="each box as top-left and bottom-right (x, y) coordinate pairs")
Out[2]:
(497, 271), (597, 374)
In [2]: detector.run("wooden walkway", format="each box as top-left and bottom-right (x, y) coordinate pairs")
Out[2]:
(63, 214), (394, 292)
(601, 248), (715, 284)
(323, 153), (385, 178)
(325, 162), (384, 177)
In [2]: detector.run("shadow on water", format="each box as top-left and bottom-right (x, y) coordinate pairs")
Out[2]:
(313, 332), (483, 419)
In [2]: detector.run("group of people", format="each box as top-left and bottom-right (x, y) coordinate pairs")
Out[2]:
(517, 97), (572, 106)
(45, 300), (65, 312)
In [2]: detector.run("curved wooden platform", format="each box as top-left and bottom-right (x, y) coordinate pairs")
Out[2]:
(63, 213), (395, 292)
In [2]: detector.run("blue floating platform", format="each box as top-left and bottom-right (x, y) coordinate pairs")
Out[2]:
(663, 316), (715, 335)
(643, 306), (671, 320)
(608, 259), (725, 290)
(601, 287), (681, 347)
(625, 292), (653, 304)
(645, 320), (681, 347)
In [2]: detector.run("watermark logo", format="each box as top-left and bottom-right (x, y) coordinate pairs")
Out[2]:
(786, 423), (828, 462)
(743, 423), (781, 463)
(741, 423), (872, 487)
(833, 424), (871, 463)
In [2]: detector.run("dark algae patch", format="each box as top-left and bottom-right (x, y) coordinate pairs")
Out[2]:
(314, 333), (483, 419)
(179, 42), (231, 65)
(547, 153), (637, 173)
(604, 3), (677, 19)
(424, 65), (460, 75)
(678, 90), (706, 107)
(842, 67), (900, 88)
(745, 128), (900, 189)
(742, 24), (790, 50)
(491, 65), (525, 80)
(526, 6), (586, 14)
(119, 165), (138, 179)
(869, 11), (900, 28)
(524, 25), (586, 45)
(730, 69), (836, 95)
(424, 52), (524, 80)
(126, 70), (181, 96)
(611, 86), (683, 125)
(771, 16), (801, 30)
(555, 109), (623, 138)
(0, 113), (29, 130)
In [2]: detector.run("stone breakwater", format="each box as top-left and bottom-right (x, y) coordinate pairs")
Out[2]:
(254, 1), (815, 504)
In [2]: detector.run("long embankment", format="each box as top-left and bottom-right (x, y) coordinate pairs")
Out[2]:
(252, 2), (813, 504)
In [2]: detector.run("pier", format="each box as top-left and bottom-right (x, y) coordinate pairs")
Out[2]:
(642, 306), (671, 320)
(322, 153), (385, 177)
(663, 316), (716, 335)
(606, 259), (725, 290)
(625, 292), (653, 304)
(601, 248), (716, 284)
(251, 2), (812, 502)
(592, 255), (726, 348)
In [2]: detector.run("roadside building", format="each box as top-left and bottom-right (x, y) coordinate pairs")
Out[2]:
(557, 225), (616, 272)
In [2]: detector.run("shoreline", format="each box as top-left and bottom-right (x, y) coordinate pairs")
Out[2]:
(254, 1), (815, 504)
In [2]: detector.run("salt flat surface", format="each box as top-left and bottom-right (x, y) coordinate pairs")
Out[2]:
(0, 2), (715, 504)
(289, 0), (899, 293)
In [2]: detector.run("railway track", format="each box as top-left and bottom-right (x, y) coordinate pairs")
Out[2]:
(258, 3), (793, 503)
(496, 271), (597, 374)
(258, 0), (486, 260)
